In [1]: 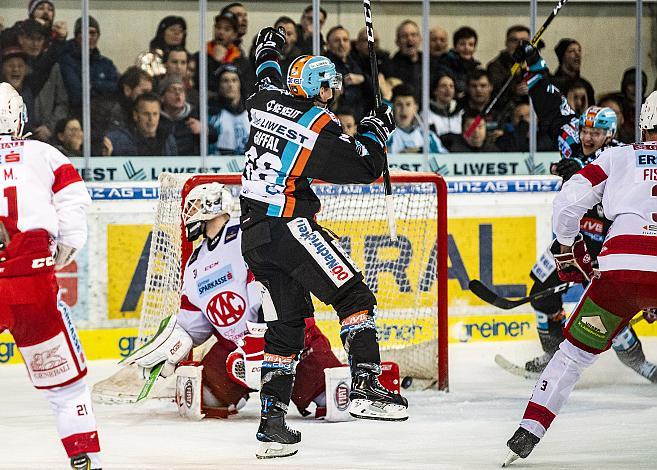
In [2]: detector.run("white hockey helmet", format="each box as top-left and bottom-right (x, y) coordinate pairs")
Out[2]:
(0, 82), (27, 137)
(181, 182), (233, 241)
(640, 91), (657, 132)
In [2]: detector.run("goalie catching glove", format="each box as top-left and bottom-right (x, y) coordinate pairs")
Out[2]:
(121, 315), (193, 379)
(550, 234), (596, 283)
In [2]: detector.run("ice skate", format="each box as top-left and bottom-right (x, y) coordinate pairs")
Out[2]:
(349, 363), (408, 421)
(256, 395), (301, 459)
(524, 352), (552, 374)
(70, 454), (95, 470)
(637, 361), (657, 383)
(502, 427), (540, 467)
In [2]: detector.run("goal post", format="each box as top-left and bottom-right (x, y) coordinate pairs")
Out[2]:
(95, 171), (448, 401)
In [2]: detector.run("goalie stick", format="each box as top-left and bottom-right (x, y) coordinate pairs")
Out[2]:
(468, 279), (576, 310)
(463, 0), (569, 138)
(362, 0), (397, 241)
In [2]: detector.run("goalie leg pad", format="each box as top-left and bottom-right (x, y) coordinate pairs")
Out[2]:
(200, 337), (250, 408)
(324, 366), (354, 422)
(292, 323), (342, 414)
(176, 362), (242, 420)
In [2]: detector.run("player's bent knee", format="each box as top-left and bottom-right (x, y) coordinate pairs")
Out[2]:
(559, 339), (598, 367)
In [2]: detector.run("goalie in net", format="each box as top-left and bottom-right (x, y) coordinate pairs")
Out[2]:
(121, 182), (350, 420)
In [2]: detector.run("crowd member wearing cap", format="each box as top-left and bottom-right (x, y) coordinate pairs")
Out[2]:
(158, 74), (218, 156)
(193, 10), (254, 99)
(220, 3), (248, 53)
(0, 47), (36, 127)
(27, 0), (67, 43)
(58, 15), (119, 113)
(105, 92), (177, 156)
(550, 38), (595, 107)
(14, 19), (69, 142)
(208, 64), (249, 155)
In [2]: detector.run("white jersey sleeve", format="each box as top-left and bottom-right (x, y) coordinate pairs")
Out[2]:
(0, 136), (91, 247)
(552, 151), (609, 245)
(177, 220), (261, 346)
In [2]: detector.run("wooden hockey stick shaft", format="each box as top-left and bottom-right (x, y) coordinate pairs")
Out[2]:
(363, 0), (397, 241)
(463, 0), (569, 139)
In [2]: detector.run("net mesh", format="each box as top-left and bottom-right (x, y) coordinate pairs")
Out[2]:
(137, 173), (443, 381)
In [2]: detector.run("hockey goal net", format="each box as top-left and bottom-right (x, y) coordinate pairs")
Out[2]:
(93, 172), (448, 401)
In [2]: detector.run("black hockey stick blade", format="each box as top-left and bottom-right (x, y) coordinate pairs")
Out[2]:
(469, 279), (576, 310)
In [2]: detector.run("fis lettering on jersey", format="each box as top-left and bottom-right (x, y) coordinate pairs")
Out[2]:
(288, 218), (354, 287)
(224, 224), (239, 242)
(251, 110), (316, 149)
(266, 99), (302, 119)
(253, 131), (280, 152)
(196, 265), (234, 296)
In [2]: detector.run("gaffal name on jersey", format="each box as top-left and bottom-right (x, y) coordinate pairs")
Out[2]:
(178, 220), (261, 345)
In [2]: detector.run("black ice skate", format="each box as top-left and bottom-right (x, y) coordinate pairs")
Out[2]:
(256, 395), (301, 459)
(349, 363), (408, 421)
(502, 427), (540, 467)
(525, 352), (552, 374)
(70, 454), (99, 470)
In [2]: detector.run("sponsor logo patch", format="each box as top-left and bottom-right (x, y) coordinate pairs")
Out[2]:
(196, 265), (233, 296)
(636, 152), (657, 167)
(335, 381), (350, 411)
(288, 218), (355, 288)
(184, 379), (194, 408)
(206, 291), (246, 327)
(21, 332), (78, 387)
(224, 224), (240, 243)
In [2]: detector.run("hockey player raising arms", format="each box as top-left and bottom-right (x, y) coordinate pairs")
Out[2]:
(503, 91), (657, 466)
(239, 28), (406, 458)
(509, 41), (657, 382)
(125, 183), (342, 420)
(0, 83), (101, 470)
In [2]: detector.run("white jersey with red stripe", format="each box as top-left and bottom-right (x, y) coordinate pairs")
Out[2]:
(0, 135), (90, 247)
(553, 142), (657, 272)
(177, 219), (261, 346)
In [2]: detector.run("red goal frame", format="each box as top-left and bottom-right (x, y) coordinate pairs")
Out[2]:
(179, 173), (448, 391)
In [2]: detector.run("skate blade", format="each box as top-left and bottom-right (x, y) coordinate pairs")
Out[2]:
(501, 450), (520, 467)
(255, 441), (299, 459)
(348, 398), (408, 421)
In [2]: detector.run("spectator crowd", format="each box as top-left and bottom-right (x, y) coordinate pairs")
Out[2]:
(0, 0), (646, 156)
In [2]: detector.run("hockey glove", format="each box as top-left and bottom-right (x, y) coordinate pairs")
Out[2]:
(358, 104), (395, 147)
(254, 26), (286, 62)
(226, 322), (266, 390)
(54, 242), (77, 270)
(551, 158), (584, 181)
(550, 234), (595, 283)
(643, 308), (657, 324)
(512, 40), (541, 67)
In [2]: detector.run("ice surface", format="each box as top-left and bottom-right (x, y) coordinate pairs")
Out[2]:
(2, 340), (657, 469)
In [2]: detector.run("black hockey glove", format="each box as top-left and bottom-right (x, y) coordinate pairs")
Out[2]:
(254, 27), (286, 61)
(550, 158), (584, 181)
(358, 104), (395, 146)
(512, 40), (541, 68)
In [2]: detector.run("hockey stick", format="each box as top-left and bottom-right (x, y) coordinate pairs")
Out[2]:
(463, 0), (569, 138)
(136, 362), (164, 402)
(363, 0), (397, 241)
(469, 279), (576, 310)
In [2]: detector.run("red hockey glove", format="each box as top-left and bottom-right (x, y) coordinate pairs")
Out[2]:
(550, 234), (595, 283)
(643, 308), (657, 324)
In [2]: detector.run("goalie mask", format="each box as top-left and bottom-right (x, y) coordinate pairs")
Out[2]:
(182, 183), (233, 242)
(0, 82), (28, 138)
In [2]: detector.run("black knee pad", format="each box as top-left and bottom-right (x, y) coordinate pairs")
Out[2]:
(264, 317), (306, 357)
(333, 281), (377, 322)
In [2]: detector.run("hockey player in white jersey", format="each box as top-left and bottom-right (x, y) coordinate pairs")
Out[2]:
(503, 91), (657, 466)
(125, 182), (343, 423)
(0, 82), (101, 470)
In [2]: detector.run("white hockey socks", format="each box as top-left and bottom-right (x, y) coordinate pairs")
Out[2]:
(520, 339), (597, 438)
(44, 379), (101, 468)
